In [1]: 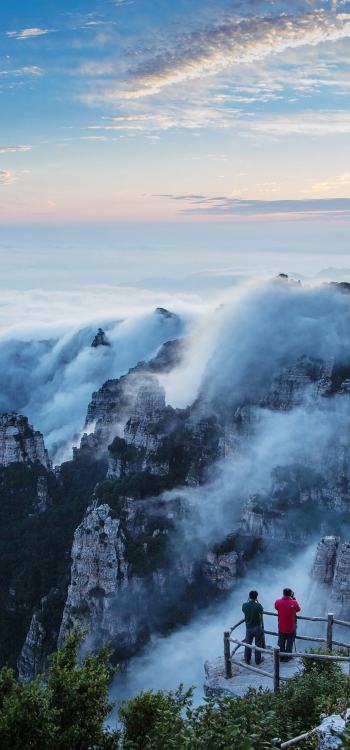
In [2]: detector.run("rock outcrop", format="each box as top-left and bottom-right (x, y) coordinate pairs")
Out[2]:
(311, 536), (340, 584)
(17, 609), (46, 683)
(91, 328), (111, 348)
(331, 542), (350, 620)
(310, 537), (350, 621)
(0, 413), (51, 470)
(202, 550), (238, 591)
(266, 356), (334, 410)
(17, 589), (63, 682)
(58, 504), (136, 651)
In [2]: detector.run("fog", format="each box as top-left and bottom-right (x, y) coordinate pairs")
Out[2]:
(0, 308), (185, 460)
(111, 544), (317, 706)
(160, 276), (350, 408)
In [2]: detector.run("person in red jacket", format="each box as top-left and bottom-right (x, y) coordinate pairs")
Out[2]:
(274, 588), (301, 660)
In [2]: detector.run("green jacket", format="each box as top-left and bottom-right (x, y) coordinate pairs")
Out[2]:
(242, 599), (263, 629)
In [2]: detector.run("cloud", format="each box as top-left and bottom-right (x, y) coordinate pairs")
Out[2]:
(0, 66), (42, 78)
(0, 170), (13, 186)
(115, 10), (350, 99)
(6, 28), (50, 40)
(79, 61), (115, 76)
(249, 109), (350, 135)
(312, 173), (350, 192)
(0, 145), (31, 154)
(87, 105), (241, 132)
(157, 193), (350, 219)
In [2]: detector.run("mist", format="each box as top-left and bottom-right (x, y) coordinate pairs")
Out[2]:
(0, 308), (185, 460)
(110, 544), (317, 705)
(160, 277), (350, 408)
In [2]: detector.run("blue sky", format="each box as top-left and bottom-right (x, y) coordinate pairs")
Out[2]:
(1, 0), (350, 226)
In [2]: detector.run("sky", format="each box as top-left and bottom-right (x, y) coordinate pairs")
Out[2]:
(1, 0), (350, 226)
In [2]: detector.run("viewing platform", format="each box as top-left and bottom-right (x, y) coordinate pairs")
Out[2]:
(204, 610), (350, 699)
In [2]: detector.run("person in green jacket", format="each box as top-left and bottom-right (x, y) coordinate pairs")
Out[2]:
(242, 590), (264, 665)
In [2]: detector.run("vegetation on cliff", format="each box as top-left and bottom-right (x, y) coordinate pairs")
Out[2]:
(0, 454), (107, 669)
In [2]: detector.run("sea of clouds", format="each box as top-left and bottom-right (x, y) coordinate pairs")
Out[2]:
(2, 272), (350, 700)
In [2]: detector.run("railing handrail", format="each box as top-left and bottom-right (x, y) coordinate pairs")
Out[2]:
(229, 617), (245, 634)
(230, 637), (274, 655)
(223, 610), (350, 693)
(334, 617), (350, 627)
(263, 610), (334, 624)
(263, 629), (325, 644)
(230, 638), (349, 661)
(230, 611), (350, 633)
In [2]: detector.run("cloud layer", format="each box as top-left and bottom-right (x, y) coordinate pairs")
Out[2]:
(158, 193), (350, 218)
(118, 10), (350, 98)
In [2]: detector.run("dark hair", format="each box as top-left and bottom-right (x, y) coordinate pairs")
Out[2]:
(249, 590), (258, 600)
(283, 588), (293, 597)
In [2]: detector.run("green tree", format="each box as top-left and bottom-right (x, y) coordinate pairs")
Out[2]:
(0, 631), (119, 750)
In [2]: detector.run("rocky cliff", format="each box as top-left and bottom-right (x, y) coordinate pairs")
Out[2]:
(58, 504), (136, 653)
(310, 537), (350, 621)
(58, 491), (240, 659)
(0, 413), (51, 470)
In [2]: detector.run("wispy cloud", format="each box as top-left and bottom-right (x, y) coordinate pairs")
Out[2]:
(157, 193), (350, 219)
(6, 28), (50, 40)
(87, 104), (241, 132)
(79, 61), (115, 76)
(0, 66), (42, 77)
(115, 10), (350, 99)
(249, 109), (350, 135)
(312, 173), (350, 191)
(0, 170), (13, 186)
(0, 145), (31, 154)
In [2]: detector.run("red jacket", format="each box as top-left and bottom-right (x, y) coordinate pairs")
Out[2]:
(275, 596), (301, 633)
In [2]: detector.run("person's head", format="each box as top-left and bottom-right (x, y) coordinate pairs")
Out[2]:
(249, 590), (258, 600)
(283, 588), (293, 597)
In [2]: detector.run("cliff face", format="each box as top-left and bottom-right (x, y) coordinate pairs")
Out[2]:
(58, 504), (138, 653)
(310, 537), (350, 621)
(58, 486), (242, 656)
(83, 339), (183, 447)
(0, 413), (51, 470)
(265, 356), (333, 410)
(331, 542), (350, 620)
(311, 536), (340, 585)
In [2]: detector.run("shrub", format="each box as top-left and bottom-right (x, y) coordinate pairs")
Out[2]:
(119, 685), (193, 750)
(0, 631), (120, 750)
(118, 655), (350, 750)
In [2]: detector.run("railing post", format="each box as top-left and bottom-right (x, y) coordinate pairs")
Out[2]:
(224, 631), (232, 679)
(327, 613), (334, 651)
(273, 646), (280, 693)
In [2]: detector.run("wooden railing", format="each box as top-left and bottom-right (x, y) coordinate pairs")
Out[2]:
(223, 610), (350, 692)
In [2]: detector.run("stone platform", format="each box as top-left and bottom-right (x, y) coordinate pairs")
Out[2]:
(204, 653), (302, 698)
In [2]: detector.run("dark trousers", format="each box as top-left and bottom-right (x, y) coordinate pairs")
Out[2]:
(278, 632), (295, 659)
(244, 625), (263, 664)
